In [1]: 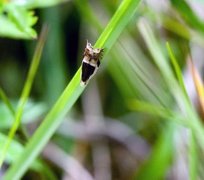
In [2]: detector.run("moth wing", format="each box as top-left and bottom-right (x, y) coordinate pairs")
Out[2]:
(81, 62), (96, 83)
(97, 60), (100, 67)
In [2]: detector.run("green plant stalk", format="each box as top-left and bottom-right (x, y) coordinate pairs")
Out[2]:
(4, 0), (141, 179)
(0, 26), (48, 168)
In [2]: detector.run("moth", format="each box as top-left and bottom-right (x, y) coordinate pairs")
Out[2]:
(80, 41), (104, 86)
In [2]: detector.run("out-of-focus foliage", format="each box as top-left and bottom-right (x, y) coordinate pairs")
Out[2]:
(0, 0), (69, 39)
(1, 0), (204, 179)
(0, 3), (37, 39)
(0, 100), (47, 129)
(10, 0), (70, 9)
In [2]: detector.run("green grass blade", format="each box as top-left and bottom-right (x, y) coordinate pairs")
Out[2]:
(0, 133), (40, 171)
(4, 0), (142, 179)
(0, 26), (48, 168)
(128, 100), (188, 126)
(166, 42), (190, 102)
(75, 1), (173, 107)
(0, 133), (56, 179)
(138, 18), (204, 157)
(95, 0), (141, 49)
(0, 88), (15, 115)
(0, 88), (29, 140)
(138, 19), (174, 82)
(162, 16), (190, 40)
(134, 124), (174, 179)
(170, 0), (204, 33)
(189, 131), (198, 180)
(138, 19), (194, 119)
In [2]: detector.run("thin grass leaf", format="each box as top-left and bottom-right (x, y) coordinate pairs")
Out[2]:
(162, 17), (190, 40)
(138, 19), (190, 114)
(94, 0), (141, 49)
(128, 100), (174, 119)
(0, 133), (40, 170)
(116, 39), (170, 106)
(138, 19), (204, 167)
(166, 42), (190, 103)
(0, 26), (48, 168)
(128, 100), (188, 126)
(0, 88), (29, 139)
(108, 52), (136, 98)
(134, 124), (174, 179)
(161, 16), (204, 47)
(0, 133), (57, 179)
(137, 19), (203, 129)
(4, 0), (142, 179)
(0, 88), (15, 115)
(0, 101), (47, 129)
(189, 131), (198, 180)
(170, 0), (204, 33)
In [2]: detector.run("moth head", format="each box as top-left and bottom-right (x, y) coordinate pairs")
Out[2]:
(93, 48), (101, 54)
(86, 40), (93, 51)
(85, 41), (104, 59)
(93, 48), (104, 60)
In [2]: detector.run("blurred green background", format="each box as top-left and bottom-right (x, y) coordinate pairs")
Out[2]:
(1, 0), (204, 179)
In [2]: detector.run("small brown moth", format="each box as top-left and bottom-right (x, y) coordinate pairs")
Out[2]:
(80, 41), (104, 86)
